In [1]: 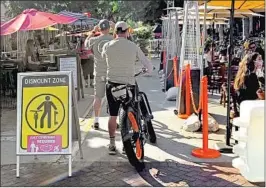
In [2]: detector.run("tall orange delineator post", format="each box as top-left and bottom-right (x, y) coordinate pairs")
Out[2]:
(178, 64), (191, 119)
(173, 56), (179, 87)
(192, 76), (221, 158)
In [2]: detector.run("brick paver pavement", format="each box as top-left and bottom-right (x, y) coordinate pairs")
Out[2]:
(1, 109), (16, 134)
(1, 161), (265, 187)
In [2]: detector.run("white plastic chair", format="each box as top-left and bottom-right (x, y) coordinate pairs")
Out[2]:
(232, 131), (247, 142)
(232, 117), (249, 128)
(232, 100), (264, 155)
(233, 143), (246, 156)
(239, 100), (264, 123)
(232, 105), (264, 182)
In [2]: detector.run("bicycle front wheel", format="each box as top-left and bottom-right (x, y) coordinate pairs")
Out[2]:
(119, 107), (145, 171)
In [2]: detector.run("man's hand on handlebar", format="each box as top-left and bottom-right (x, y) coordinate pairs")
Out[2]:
(142, 67), (148, 73)
(134, 68), (148, 77)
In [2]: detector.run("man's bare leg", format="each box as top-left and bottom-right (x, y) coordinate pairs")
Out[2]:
(89, 74), (94, 88)
(108, 116), (117, 155)
(93, 96), (102, 129)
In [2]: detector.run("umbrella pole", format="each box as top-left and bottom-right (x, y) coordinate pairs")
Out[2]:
(211, 14), (215, 62)
(215, 0), (235, 153)
(226, 0), (235, 147)
(203, 1), (207, 44)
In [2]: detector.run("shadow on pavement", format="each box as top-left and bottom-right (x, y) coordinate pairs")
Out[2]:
(151, 119), (232, 162)
(208, 94), (221, 101)
(139, 159), (245, 187)
(210, 113), (227, 126)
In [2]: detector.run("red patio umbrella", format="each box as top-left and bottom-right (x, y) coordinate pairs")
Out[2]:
(0, 9), (78, 36)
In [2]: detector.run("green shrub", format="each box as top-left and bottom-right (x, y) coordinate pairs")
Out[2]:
(134, 26), (152, 40)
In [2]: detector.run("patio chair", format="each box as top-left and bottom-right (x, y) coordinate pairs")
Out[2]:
(232, 100), (264, 156)
(232, 104), (264, 182)
(209, 62), (223, 95)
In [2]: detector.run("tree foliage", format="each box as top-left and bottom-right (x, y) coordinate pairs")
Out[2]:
(2, 0), (184, 25)
(142, 0), (184, 24)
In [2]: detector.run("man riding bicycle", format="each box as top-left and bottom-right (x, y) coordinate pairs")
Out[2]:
(101, 21), (153, 155)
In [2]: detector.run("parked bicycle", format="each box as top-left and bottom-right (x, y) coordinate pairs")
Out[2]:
(111, 68), (156, 171)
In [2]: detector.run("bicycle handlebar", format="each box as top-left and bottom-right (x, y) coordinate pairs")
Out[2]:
(134, 68), (148, 77)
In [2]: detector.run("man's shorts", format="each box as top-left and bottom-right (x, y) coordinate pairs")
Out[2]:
(106, 82), (122, 116)
(94, 76), (106, 98)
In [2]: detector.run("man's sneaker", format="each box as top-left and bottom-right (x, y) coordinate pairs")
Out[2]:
(108, 145), (117, 155)
(85, 81), (89, 88)
(90, 80), (94, 88)
(93, 122), (99, 130)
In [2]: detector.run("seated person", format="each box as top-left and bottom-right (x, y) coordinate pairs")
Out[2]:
(205, 43), (219, 63)
(219, 48), (227, 63)
(234, 52), (265, 104)
(249, 41), (265, 61)
(48, 38), (55, 50)
(204, 44), (219, 80)
(24, 39), (45, 72)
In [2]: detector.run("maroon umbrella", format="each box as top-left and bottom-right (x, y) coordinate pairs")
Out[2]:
(1, 9), (78, 36)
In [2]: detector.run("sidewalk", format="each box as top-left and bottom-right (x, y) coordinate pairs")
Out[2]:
(2, 161), (264, 187)
(1, 58), (265, 187)
(0, 86), (94, 165)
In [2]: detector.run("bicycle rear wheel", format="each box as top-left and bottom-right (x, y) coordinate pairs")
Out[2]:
(119, 107), (145, 171)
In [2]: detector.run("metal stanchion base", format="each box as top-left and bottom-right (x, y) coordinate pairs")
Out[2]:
(178, 114), (189, 119)
(214, 142), (233, 153)
(192, 148), (221, 159)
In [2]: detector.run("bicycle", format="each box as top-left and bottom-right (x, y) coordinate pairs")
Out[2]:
(110, 68), (156, 171)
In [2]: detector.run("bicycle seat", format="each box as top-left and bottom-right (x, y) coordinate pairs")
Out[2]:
(111, 84), (134, 102)
(111, 84), (127, 92)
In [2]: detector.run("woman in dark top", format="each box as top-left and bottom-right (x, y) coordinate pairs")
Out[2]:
(234, 52), (264, 104)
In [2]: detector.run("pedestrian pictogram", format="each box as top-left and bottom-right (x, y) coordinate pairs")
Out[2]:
(25, 94), (65, 134)
(37, 96), (58, 129)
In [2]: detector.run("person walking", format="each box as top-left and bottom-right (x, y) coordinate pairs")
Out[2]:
(85, 20), (114, 129)
(78, 34), (94, 88)
(101, 21), (153, 155)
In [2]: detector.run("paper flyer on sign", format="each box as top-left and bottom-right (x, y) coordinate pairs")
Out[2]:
(59, 57), (77, 88)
